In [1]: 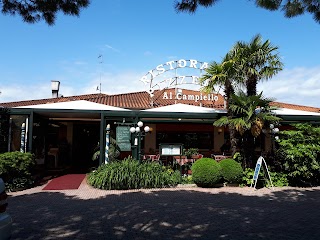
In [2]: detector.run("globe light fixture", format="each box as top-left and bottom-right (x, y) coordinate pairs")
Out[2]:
(129, 121), (150, 163)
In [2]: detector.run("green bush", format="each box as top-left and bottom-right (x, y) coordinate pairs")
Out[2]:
(181, 175), (194, 184)
(87, 157), (181, 190)
(242, 168), (289, 187)
(0, 151), (36, 191)
(276, 123), (320, 186)
(219, 159), (243, 183)
(191, 158), (222, 187)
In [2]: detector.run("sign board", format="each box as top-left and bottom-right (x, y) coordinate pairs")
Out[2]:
(251, 156), (274, 190)
(253, 156), (263, 181)
(159, 144), (183, 156)
(116, 126), (131, 151)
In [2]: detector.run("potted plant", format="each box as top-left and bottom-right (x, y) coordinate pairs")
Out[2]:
(183, 148), (200, 159)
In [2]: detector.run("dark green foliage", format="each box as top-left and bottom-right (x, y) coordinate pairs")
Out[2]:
(242, 168), (289, 187)
(219, 159), (243, 183)
(181, 175), (194, 184)
(175, 0), (320, 24)
(0, 151), (36, 191)
(267, 171), (289, 187)
(276, 123), (320, 186)
(87, 157), (181, 190)
(191, 158), (222, 187)
(1, 0), (90, 25)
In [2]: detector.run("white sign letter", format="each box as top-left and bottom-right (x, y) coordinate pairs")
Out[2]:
(166, 61), (175, 70)
(140, 76), (150, 84)
(189, 59), (198, 68)
(200, 62), (208, 70)
(156, 64), (165, 74)
(192, 76), (199, 84)
(178, 59), (187, 68)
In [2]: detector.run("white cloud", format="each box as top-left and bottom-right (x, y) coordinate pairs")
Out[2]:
(258, 66), (320, 107)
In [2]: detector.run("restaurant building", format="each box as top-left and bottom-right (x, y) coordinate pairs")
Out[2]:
(1, 85), (320, 172)
(1, 58), (320, 171)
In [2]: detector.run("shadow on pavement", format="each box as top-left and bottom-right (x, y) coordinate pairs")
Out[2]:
(7, 187), (320, 240)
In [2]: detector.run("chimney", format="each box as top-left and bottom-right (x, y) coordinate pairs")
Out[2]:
(51, 80), (60, 98)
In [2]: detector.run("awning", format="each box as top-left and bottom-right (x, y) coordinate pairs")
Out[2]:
(14, 100), (130, 111)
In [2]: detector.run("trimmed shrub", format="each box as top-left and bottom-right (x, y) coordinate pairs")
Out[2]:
(191, 158), (222, 187)
(0, 151), (36, 191)
(219, 159), (243, 184)
(87, 157), (181, 190)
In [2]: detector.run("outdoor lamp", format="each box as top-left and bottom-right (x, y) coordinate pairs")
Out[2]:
(130, 127), (136, 133)
(144, 126), (150, 132)
(129, 120), (150, 163)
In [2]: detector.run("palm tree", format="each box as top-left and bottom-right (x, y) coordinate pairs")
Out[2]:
(214, 91), (281, 168)
(199, 53), (240, 156)
(232, 34), (283, 96)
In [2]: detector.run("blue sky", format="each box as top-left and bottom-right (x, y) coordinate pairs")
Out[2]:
(0, 0), (320, 107)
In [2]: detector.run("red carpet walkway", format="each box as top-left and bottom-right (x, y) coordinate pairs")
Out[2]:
(43, 174), (86, 190)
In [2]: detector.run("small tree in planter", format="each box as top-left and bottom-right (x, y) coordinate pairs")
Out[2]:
(183, 148), (199, 159)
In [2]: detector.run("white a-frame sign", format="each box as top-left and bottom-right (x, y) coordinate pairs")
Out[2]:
(250, 156), (274, 190)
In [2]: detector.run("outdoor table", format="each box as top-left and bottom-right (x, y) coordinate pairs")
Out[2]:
(173, 156), (195, 166)
(213, 155), (232, 162)
(143, 155), (158, 161)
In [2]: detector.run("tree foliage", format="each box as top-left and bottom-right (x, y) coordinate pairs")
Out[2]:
(232, 34), (283, 96)
(175, 0), (320, 24)
(276, 123), (320, 186)
(214, 91), (281, 167)
(1, 0), (90, 25)
(214, 91), (281, 137)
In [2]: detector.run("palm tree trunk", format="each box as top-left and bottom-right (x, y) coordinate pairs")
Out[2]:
(225, 79), (237, 157)
(246, 75), (257, 96)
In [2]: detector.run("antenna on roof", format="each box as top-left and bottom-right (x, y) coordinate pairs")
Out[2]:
(97, 54), (103, 94)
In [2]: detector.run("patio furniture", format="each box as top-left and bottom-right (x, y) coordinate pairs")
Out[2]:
(143, 154), (160, 162)
(212, 154), (232, 162)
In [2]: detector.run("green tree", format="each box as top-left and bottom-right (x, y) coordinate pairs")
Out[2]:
(175, 0), (320, 24)
(1, 0), (90, 25)
(214, 91), (281, 168)
(199, 53), (239, 156)
(232, 34), (283, 96)
(276, 123), (320, 186)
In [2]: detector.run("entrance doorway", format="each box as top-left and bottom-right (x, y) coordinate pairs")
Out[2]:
(72, 122), (100, 173)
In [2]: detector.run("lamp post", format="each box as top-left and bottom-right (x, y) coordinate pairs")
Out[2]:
(129, 121), (150, 163)
(269, 123), (279, 160)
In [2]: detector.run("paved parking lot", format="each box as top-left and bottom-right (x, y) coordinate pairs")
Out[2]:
(7, 178), (320, 240)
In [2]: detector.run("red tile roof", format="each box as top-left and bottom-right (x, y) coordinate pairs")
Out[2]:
(1, 89), (320, 113)
(270, 101), (320, 113)
(0, 93), (107, 108)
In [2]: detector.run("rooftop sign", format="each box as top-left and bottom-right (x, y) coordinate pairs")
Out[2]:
(140, 59), (209, 97)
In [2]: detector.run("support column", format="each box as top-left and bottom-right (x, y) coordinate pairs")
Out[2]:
(28, 110), (34, 152)
(99, 112), (106, 165)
